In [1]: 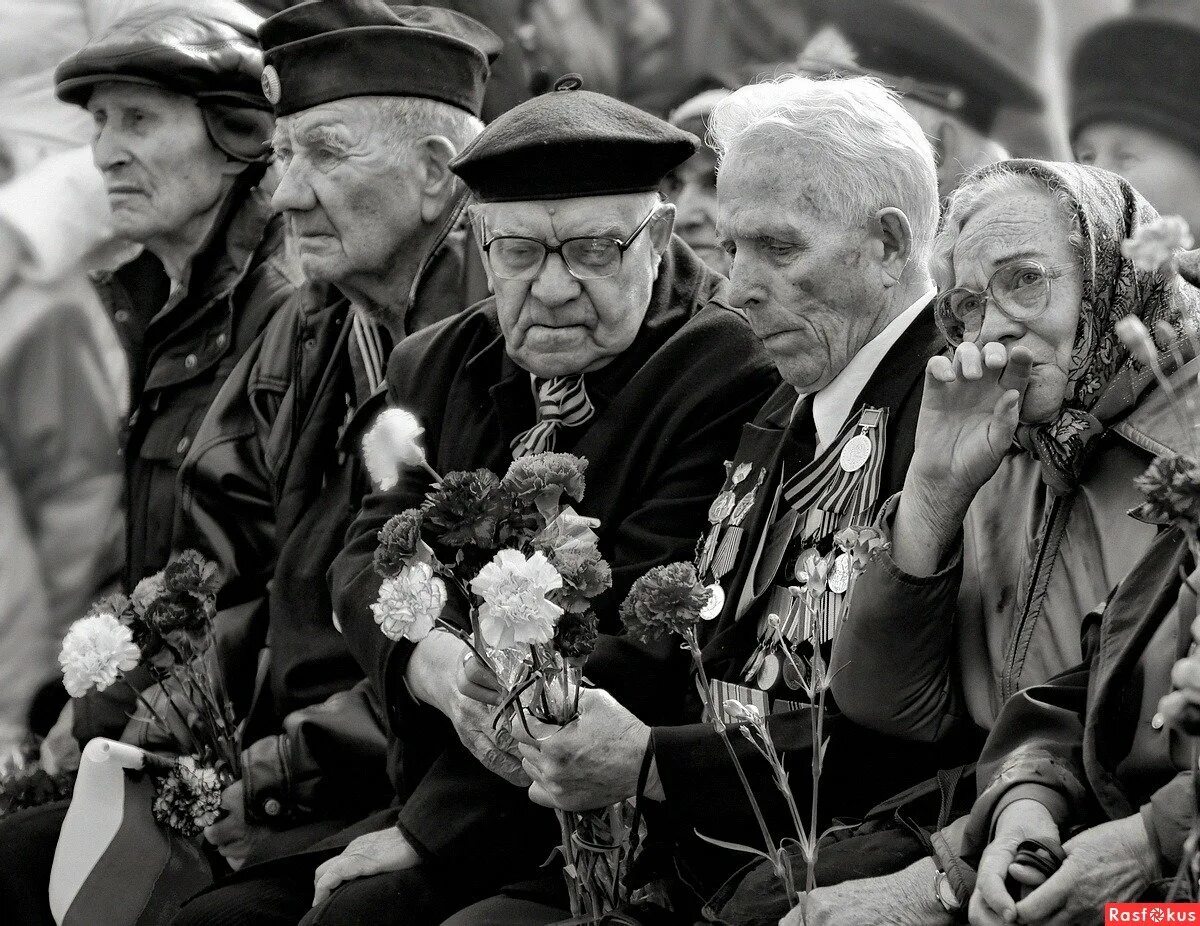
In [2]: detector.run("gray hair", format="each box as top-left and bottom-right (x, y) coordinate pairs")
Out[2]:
(931, 166), (1086, 288)
(357, 96), (484, 157)
(708, 74), (939, 268)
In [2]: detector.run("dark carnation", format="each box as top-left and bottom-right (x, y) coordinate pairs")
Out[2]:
(553, 610), (599, 660)
(375, 508), (424, 578)
(1131, 454), (1200, 527)
(163, 550), (220, 599)
(151, 756), (227, 837)
(422, 470), (504, 548)
(86, 593), (134, 623)
(502, 453), (587, 511)
(546, 546), (612, 612)
(0, 765), (74, 818)
(620, 562), (710, 644)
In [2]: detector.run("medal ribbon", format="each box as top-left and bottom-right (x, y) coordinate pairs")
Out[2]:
(780, 406), (888, 517)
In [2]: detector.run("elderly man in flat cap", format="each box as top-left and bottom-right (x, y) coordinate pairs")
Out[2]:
(232, 76), (774, 926)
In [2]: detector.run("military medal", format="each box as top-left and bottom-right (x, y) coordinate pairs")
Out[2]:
(698, 463), (738, 575)
(828, 552), (851, 595)
(711, 468), (765, 579)
(756, 653), (781, 691)
(839, 433), (872, 472)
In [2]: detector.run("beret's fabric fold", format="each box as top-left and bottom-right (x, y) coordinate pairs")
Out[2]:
(258, 0), (500, 118)
(450, 79), (698, 202)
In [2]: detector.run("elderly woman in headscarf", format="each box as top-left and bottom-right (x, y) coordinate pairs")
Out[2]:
(778, 159), (1200, 920)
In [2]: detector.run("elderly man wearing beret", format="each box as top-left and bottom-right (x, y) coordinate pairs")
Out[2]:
(203, 78), (774, 926)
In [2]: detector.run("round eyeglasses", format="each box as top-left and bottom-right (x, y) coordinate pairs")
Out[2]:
(481, 208), (659, 282)
(935, 259), (1070, 346)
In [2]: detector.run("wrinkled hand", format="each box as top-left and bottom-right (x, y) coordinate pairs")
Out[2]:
(512, 687), (649, 812)
(203, 780), (273, 871)
(778, 858), (949, 926)
(1012, 815), (1156, 925)
(457, 652), (504, 708)
(312, 827), (419, 907)
(448, 686), (531, 787)
(969, 799), (1061, 925)
(896, 343), (1032, 574)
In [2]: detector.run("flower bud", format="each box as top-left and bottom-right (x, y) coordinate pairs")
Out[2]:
(1116, 315), (1159, 368)
(362, 407), (428, 490)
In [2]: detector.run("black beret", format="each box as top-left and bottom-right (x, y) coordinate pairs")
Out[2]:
(55, 0), (268, 110)
(258, 0), (501, 118)
(796, 0), (1044, 133)
(450, 75), (698, 202)
(1071, 13), (1200, 157)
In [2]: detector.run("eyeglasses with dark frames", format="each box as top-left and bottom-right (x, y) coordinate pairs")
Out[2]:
(481, 207), (660, 281)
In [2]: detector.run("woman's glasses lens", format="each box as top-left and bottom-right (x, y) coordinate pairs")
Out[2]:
(935, 261), (1053, 345)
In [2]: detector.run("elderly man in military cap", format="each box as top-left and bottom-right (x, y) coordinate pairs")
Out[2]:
(245, 76), (775, 926)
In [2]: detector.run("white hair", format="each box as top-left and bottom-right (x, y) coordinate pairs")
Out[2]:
(932, 166), (1086, 288)
(708, 74), (939, 267)
(358, 96), (484, 156)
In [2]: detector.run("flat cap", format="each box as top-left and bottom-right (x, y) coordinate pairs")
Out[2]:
(450, 75), (698, 202)
(1071, 12), (1200, 158)
(55, 0), (268, 110)
(795, 0), (1045, 133)
(258, 0), (501, 118)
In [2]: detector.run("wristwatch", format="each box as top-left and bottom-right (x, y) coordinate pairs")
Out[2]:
(930, 829), (975, 920)
(935, 868), (964, 914)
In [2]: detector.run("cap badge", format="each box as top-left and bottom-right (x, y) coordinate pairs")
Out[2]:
(553, 73), (583, 92)
(261, 65), (281, 106)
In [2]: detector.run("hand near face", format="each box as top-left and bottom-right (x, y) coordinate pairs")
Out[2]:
(894, 342), (1032, 575)
(969, 799), (1061, 925)
(1011, 816), (1156, 925)
(512, 687), (650, 812)
(311, 827), (419, 908)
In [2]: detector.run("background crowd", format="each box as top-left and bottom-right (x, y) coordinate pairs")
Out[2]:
(2, 1), (1200, 925)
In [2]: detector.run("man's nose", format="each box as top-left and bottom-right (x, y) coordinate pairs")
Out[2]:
(529, 251), (582, 306)
(272, 161), (316, 214)
(726, 250), (766, 312)
(92, 123), (128, 172)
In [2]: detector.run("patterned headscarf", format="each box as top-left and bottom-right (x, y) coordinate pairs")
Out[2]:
(949, 160), (1200, 494)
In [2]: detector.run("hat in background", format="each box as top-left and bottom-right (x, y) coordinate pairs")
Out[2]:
(258, 0), (501, 118)
(54, 0), (271, 163)
(1070, 9), (1200, 157)
(667, 88), (731, 143)
(450, 74), (698, 202)
(791, 0), (1045, 133)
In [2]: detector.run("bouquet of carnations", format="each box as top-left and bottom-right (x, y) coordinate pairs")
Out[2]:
(364, 409), (634, 919)
(57, 551), (236, 837)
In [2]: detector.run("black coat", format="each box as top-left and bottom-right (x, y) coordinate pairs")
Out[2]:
(649, 304), (981, 899)
(328, 238), (779, 871)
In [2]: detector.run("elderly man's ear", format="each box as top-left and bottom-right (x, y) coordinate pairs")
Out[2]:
(414, 135), (461, 224)
(869, 207), (914, 287)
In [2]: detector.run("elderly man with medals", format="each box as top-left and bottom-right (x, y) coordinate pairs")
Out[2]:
(445, 74), (979, 925)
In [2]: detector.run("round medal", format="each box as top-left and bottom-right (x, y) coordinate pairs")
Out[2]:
(700, 583), (725, 620)
(839, 433), (872, 473)
(708, 491), (736, 523)
(782, 653), (805, 690)
(794, 547), (819, 583)
(829, 552), (851, 595)
(757, 653), (781, 690)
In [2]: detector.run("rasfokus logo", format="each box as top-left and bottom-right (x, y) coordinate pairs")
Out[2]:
(1107, 903), (1200, 922)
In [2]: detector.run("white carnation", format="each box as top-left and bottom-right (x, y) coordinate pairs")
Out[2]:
(362, 408), (428, 491)
(59, 612), (141, 698)
(372, 562), (446, 642)
(470, 549), (563, 650)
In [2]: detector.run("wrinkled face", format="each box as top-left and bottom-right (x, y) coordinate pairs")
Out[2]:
(1075, 122), (1200, 234)
(718, 142), (892, 392)
(474, 193), (672, 378)
(662, 146), (729, 275)
(87, 82), (232, 246)
(947, 187), (1083, 423)
(271, 99), (423, 284)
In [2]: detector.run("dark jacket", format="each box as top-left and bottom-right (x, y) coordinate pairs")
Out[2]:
(171, 195), (487, 853)
(327, 237), (779, 871)
(98, 176), (297, 589)
(650, 304), (978, 898)
(962, 527), (1195, 877)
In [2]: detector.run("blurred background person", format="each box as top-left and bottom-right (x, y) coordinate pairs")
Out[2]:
(662, 87), (730, 275)
(1070, 1), (1200, 235)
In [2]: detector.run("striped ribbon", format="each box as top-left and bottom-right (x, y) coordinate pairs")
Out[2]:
(780, 406), (887, 518)
(510, 374), (595, 459)
(351, 309), (389, 394)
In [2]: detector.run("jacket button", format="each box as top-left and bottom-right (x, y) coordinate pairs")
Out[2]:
(114, 309), (130, 324)
(215, 333), (227, 349)
(176, 436), (190, 455)
(185, 353), (198, 369)
(262, 798), (282, 817)
(1151, 713), (1165, 730)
